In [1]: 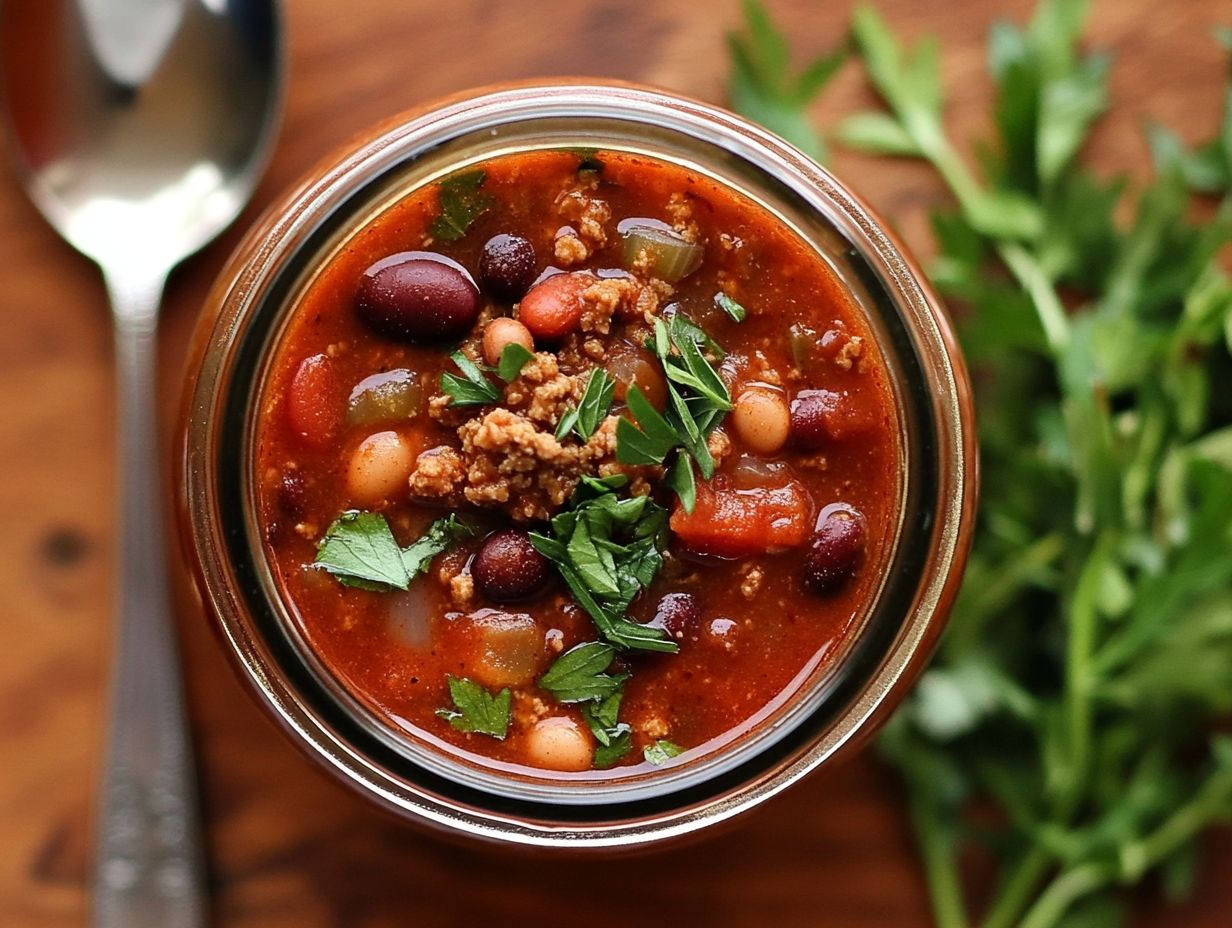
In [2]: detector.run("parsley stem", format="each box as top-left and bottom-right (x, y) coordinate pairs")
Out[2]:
(996, 243), (1070, 354)
(1016, 764), (1232, 928)
(907, 786), (971, 928)
(979, 847), (1052, 928)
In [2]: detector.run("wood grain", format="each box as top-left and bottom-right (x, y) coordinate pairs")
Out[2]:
(1, 1), (1230, 925)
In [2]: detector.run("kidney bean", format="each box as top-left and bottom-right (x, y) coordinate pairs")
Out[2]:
(802, 508), (865, 593)
(286, 353), (341, 447)
(646, 592), (703, 638)
(791, 389), (874, 448)
(356, 251), (479, 341)
(472, 529), (551, 602)
(479, 234), (537, 301)
(517, 271), (590, 340)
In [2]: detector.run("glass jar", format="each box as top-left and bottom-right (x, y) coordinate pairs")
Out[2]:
(179, 81), (977, 849)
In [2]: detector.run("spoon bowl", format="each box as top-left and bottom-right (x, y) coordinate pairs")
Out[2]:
(0, 2), (282, 926)
(1, 0), (281, 274)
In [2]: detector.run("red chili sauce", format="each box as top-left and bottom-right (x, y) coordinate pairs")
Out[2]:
(253, 149), (901, 777)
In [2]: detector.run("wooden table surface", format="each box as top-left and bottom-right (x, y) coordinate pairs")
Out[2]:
(3, 1), (1230, 925)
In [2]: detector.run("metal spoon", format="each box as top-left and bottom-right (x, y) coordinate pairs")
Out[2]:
(0, 2), (283, 924)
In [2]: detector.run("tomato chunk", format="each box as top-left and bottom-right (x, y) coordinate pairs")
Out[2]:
(670, 478), (813, 557)
(286, 353), (341, 447)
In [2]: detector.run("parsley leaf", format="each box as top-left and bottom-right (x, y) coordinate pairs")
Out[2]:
(314, 512), (470, 591)
(616, 314), (732, 489)
(593, 729), (634, 769)
(497, 341), (534, 381)
(582, 689), (634, 768)
(643, 740), (684, 766)
(665, 451), (697, 514)
(440, 350), (500, 406)
(575, 368), (616, 440)
(715, 291), (748, 322)
(402, 515), (473, 576)
(726, 0), (845, 162)
(312, 511), (409, 590)
(537, 641), (627, 703)
(435, 676), (511, 739)
(615, 385), (679, 465)
(428, 170), (493, 242)
(529, 480), (677, 654)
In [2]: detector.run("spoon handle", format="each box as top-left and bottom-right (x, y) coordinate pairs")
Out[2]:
(93, 271), (207, 928)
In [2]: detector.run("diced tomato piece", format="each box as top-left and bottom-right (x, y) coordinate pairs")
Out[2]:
(286, 353), (341, 447)
(670, 478), (813, 557)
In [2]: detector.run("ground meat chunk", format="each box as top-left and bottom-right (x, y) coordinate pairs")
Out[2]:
(408, 406), (630, 521)
(579, 276), (666, 334)
(450, 573), (475, 607)
(407, 446), (466, 501)
(503, 351), (585, 428)
(553, 227), (590, 266)
(556, 188), (611, 248)
(665, 191), (700, 242)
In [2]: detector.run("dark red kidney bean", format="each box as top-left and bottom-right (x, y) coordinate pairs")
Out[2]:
(479, 234), (537, 301)
(472, 530), (551, 603)
(646, 592), (702, 638)
(802, 509), (865, 594)
(356, 251), (479, 341)
(789, 389), (840, 450)
(286, 353), (341, 447)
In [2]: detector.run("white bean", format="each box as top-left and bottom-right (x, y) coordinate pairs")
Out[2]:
(732, 388), (791, 455)
(346, 430), (414, 506)
(524, 716), (593, 772)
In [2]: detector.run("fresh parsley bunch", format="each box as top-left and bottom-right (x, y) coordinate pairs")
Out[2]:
(731, 3), (1232, 926)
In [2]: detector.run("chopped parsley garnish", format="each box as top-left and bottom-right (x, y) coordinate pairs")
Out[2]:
(497, 341), (534, 381)
(617, 314), (738, 510)
(537, 641), (627, 703)
(643, 740), (684, 766)
(715, 291), (748, 322)
(440, 350), (500, 406)
(400, 514), (473, 577)
(575, 368), (616, 440)
(529, 476), (677, 653)
(665, 451), (697, 514)
(583, 689), (633, 768)
(435, 676), (511, 739)
(428, 170), (493, 242)
(555, 368), (616, 444)
(313, 512), (470, 591)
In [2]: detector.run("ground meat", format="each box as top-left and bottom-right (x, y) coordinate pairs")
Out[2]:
(408, 446), (467, 501)
(450, 572), (475, 607)
(665, 191), (700, 242)
(503, 351), (585, 428)
(579, 276), (666, 334)
(553, 227), (590, 266)
(409, 406), (629, 521)
(556, 188), (611, 247)
(836, 336), (865, 371)
(640, 714), (670, 739)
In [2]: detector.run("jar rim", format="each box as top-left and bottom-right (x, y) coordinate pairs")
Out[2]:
(181, 80), (977, 848)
